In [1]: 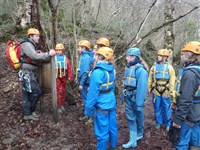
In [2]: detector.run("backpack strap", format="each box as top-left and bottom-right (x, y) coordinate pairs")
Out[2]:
(20, 38), (38, 66)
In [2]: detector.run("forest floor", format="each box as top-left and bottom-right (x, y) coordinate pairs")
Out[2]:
(0, 43), (175, 150)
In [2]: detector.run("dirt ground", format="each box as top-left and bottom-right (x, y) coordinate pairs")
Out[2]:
(0, 44), (175, 150)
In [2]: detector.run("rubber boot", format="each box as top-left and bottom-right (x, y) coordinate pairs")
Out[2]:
(122, 131), (137, 149)
(137, 132), (143, 141)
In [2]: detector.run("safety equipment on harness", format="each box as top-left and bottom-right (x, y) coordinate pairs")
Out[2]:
(157, 49), (170, 57)
(96, 37), (110, 47)
(175, 66), (200, 103)
(27, 28), (40, 36)
(55, 43), (64, 50)
(151, 62), (170, 95)
(78, 40), (91, 49)
(126, 48), (141, 58)
(55, 55), (67, 78)
(181, 41), (200, 55)
(99, 70), (115, 93)
(120, 89), (127, 104)
(124, 64), (141, 88)
(96, 47), (114, 59)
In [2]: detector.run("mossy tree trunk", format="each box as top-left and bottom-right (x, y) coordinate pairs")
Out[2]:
(164, 0), (175, 64)
(31, 0), (48, 51)
(16, 0), (31, 27)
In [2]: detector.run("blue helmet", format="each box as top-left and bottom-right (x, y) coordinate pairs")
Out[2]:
(126, 48), (141, 58)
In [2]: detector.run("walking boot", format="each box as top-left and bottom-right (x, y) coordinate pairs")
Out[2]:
(24, 115), (39, 121)
(61, 105), (66, 111)
(85, 117), (93, 125)
(79, 115), (89, 121)
(58, 108), (63, 113)
(122, 131), (137, 149)
(32, 112), (39, 118)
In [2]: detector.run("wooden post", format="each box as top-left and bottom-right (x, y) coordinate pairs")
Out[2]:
(51, 56), (58, 123)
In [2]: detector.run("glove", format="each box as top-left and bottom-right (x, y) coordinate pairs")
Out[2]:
(168, 123), (181, 145)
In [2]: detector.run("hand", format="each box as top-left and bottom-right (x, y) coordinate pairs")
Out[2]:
(79, 85), (83, 91)
(170, 102), (177, 110)
(49, 49), (56, 56)
(148, 91), (152, 96)
(168, 123), (181, 145)
(36, 50), (42, 53)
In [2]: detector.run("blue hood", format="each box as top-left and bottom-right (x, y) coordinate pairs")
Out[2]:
(83, 49), (94, 57)
(95, 62), (114, 72)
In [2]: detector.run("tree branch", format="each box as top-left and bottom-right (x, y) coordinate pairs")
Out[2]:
(115, 5), (199, 62)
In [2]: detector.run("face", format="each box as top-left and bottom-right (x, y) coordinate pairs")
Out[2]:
(181, 51), (192, 64)
(56, 50), (63, 55)
(157, 55), (163, 62)
(94, 54), (99, 61)
(30, 34), (40, 43)
(126, 55), (135, 63)
(78, 46), (85, 54)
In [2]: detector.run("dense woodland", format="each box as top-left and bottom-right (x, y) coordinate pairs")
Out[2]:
(0, 0), (200, 149)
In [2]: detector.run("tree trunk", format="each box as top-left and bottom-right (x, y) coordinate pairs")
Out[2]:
(31, 0), (48, 51)
(47, 0), (61, 48)
(164, 0), (175, 64)
(16, 0), (32, 28)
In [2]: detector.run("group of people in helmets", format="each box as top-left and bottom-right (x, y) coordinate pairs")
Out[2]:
(19, 28), (200, 150)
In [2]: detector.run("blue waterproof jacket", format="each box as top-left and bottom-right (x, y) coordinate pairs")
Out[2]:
(84, 61), (116, 117)
(78, 50), (94, 86)
(124, 63), (148, 107)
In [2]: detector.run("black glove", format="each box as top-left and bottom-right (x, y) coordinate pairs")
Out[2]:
(168, 124), (181, 145)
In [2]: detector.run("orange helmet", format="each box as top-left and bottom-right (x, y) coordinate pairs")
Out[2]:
(96, 38), (110, 47)
(78, 40), (90, 49)
(181, 41), (200, 55)
(27, 28), (40, 35)
(96, 47), (113, 59)
(93, 44), (97, 50)
(157, 49), (170, 57)
(55, 43), (64, 51)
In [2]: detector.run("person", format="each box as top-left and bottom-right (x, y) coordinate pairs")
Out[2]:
(168, 41), (200, 149)
(76, 40), (94, 123)
(120, 47), (148, 149)
(148, 49), (176, 131)
(93, 44), (97, 53)
(54, 43), (73, 113)
(96, 37), (110, 48)
(19, 28), (55, 120)
(84, 47), (118, 150)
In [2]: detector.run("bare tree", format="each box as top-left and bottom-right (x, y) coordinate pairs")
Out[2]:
(164, 0), (175, 64)
(115, 4), (199, 62)
(31, 0), (48, 50)
(47, 0), (61, 48)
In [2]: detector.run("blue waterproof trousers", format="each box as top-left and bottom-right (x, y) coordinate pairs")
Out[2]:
(152, 94), (172, 127)
(94, 110), (118, 150)
(175, 122), (200, 150)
